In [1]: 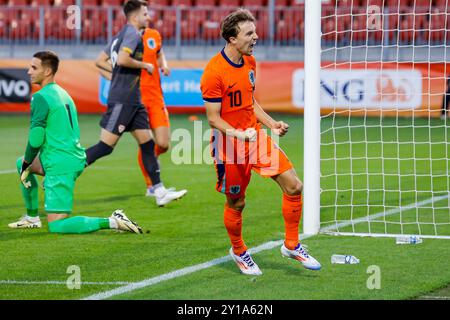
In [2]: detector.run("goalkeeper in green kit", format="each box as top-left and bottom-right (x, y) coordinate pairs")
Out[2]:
(8, 51), (143, 234)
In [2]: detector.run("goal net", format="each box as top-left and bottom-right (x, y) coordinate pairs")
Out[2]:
(317, 0), (450, 239)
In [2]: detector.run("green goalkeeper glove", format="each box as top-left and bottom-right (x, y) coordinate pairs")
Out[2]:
(20, 160), (32, 188)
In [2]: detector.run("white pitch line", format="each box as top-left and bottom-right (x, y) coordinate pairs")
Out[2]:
(0, 280), (131, 285)
(419, 296), (450, 300)
(0, 169), (16, 175)
(82, 193), (449, 300)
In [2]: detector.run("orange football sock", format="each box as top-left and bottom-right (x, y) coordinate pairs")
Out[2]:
(282, 193), (302, 250)
(138, 148), (152, 187)
(154, 145), (167, 157)
(223, 203), (247, 256)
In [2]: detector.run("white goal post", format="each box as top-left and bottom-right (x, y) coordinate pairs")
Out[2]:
(303, 0), (450, 239)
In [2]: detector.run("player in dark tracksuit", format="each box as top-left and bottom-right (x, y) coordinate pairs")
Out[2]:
(86, 0), (186, 206)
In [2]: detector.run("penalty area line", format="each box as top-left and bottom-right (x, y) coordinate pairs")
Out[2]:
(82, 194), (448, 300)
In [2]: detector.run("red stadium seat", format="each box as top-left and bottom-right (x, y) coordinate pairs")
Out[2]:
(180, 18), (200, 40)
(218, 0), (240, 7)
(385, 12), (399, 42)
(30, 0), (52, 5)
(274, 19), (296, 42)
(187, 8), (207, 22)
(360, 0), (385, 7)
(322, 15), (337, 42)
(202, 21), (221, 41)
(172, 0), (192, 6)
(148, 0), (170, 5)
(275, 0), (289, 6)
(398, 14), (414, 43)
(412, 0), (432, 7)
(10, 20), (31, 40)
(351, 11), (368, 43)
(290, 0), (305, 6)
(2, 8), (20, 25)
(434, 0), (448, 7)
(242, 0), (265, 7)
(411, 7), (429, 40)
(83, 0), (99, 5)
(53, 0), (77, 6)
(81, 17), (104, 41)
(195, 0), (216, 6)
(393, 0), (411, 8)
(201, 10), (225, 41)
(332, 0), (359, 7)
(255, 13), (268, 40)
(446, 16), (450, 42)
(102, 0), (123, 6)
(429, 8), (445, 42)
(155, 18), (175, 39)
(7, 0), (28, 5)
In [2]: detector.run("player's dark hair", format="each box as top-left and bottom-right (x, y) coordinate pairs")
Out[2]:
(221, 8), (256, 43)
(123, 0), (148, 19)
(33, 51), (59, 75)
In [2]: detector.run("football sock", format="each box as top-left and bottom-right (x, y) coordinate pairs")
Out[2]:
(282, 193), (302, 250)
(154, 144), (167, 157)
(137, 148), (152, 187)
(223, 203), (247, 256)
(139, 140), (161, 185)
(48, 216), (111, 234)
(16, 157), (38, 218)
(85, 141), (114, 166)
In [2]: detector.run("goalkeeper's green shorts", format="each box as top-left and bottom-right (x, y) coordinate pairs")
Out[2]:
(44, 170), (83, 213)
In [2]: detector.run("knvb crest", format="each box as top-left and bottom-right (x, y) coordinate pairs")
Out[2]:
(248, 70), (255, 88)
(147, 38), (156, 50)
(230, 185), (241, 195)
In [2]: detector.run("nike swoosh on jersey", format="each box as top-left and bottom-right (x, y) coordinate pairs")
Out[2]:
(228, 83), (237, 89)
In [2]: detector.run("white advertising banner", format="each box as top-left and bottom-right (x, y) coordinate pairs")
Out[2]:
(292, 69), (423, 109)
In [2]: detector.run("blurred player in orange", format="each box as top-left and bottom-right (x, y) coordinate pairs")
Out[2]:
(200, 9), (321, 276)
(137, 23), (186, 197)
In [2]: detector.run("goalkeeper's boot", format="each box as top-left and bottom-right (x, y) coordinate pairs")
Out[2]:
(146, 186), (175, 197)
(111, 209), (143, 234)
(154, 186), (187, 207)
(8, 215), (41, 229)
(229, 248), (262, 276)
(281, 243), (321, 270)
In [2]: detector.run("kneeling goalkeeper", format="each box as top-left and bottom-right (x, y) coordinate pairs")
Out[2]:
(8, 51), (142, 234)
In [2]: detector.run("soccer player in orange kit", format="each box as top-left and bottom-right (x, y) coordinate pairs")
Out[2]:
(137, 26), (187, 197)
(200, 9), (321, 276)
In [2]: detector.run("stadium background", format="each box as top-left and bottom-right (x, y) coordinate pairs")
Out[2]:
(0, 0), (448, 115)
(1, 0), (450, 301)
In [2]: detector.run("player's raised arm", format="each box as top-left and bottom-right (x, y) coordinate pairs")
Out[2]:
(253, 98), (289, 137)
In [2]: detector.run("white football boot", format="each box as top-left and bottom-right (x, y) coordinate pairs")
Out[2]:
(229, 248), (263, 276)
(154, 186), (187, 207)
(146, 186), (176, 197)
(281, 243), (321, 270)
(8, 215), (42, 229)
(111, 209), (142, 234)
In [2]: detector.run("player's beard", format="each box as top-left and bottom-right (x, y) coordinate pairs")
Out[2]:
(30, 74), (43, 86)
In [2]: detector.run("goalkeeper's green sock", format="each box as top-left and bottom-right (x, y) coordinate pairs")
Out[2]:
(16, 157), (38, 218)
(48, 216), (112, 234)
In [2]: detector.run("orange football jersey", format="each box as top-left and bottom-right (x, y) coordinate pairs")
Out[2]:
(140, 28), (163, 98)
(201, 49), (257, 130)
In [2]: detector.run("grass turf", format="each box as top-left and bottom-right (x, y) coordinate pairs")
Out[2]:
(0, 114), (449, 300)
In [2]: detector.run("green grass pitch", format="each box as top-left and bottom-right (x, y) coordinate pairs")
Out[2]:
(0, 114), (449, 300)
